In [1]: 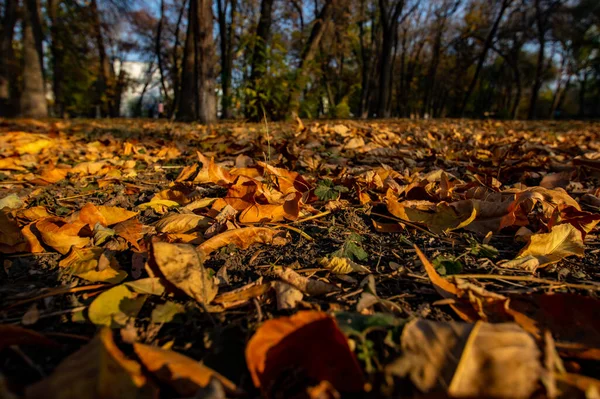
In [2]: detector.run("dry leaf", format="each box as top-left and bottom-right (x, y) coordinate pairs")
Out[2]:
(150, 242), (217, 304)
(319, 256), (370, 274)
(0, 325), (57, 350)
(154, 213), (211, 234)
(502, 224), (585, 271)
(246, 311), (365, 396)
(88, 284), (147, 327)
(26, 328), (156, 399)
(198, 227), (289, 256)
(274, 281), (304, 310)
(386, 319), (541, 398)
(134, 343), (237, 396)
(59, 247), (127, 283)
(272, 267), (339, 296)
(35, 217), (91, 255)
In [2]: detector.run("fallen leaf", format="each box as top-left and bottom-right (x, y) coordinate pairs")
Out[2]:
(272, 267), (339, 296)
(35, 217), (91, 255)
(113, 219), (144, 250)
(154, 213), (211, 234)
(150, 242), (217, 304)
(59, 247), (127, 283)
(0, 325), (57, 350)
(386, 319), (541, 398)
(502, 224), (585, 271)
(137, 199), (180, 214)
(274, 281), (304, 310)
(134, 343), (237, 396)
(88, 284), (147, 327)
(246, 311), (365, 396)
(198, 227), (289, 256)
(26, 328), (156, 398)
(319, 256), (370, 274)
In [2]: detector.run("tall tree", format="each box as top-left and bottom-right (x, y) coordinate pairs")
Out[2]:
(20, 0), (48, 117)
(288, 0), (335, 117)
(48, 0), (65, 117)
(459, 0), (512, 116)
(246, 0), (275, 118)
(377, 0), (415, 118)
(0, 0), (17, 115)
(217, 0), (237, 119)
(179, 0), (217, 122)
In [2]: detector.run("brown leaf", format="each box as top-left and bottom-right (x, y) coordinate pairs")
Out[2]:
(154, 213), (211, 234)
(193, 152), (235, 186)
(239, 192), (302, 223)
(246, 311), (365, 397)
(0, 210), (28, 253)
(386, 319), (541, 398)
(26, 328), (157, 399)
(0, 325), (57, 351)
(113, 218), (144, 251)
(198, 227), (289, 256)
(150, 241), (217, 304)
(272, 267), (339, 296)
(134, 343), (237, 396)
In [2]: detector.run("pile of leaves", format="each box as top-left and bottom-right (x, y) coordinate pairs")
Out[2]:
(1, 118), (600, 398)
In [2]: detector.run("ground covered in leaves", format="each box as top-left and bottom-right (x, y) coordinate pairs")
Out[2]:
(1, 118), (600, 398)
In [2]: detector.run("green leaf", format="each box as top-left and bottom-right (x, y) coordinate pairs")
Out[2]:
(88, 285), (146, 328)
(314, 179), (347, 201)
(151, 302), (185, 324)
(432, 256), (463, 275)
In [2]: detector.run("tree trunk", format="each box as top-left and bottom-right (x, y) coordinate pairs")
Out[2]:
(20, 0), (48, 117)
(377, 0), (414, 118)
(510, 63), (522, 119)
(288, 0), (334, 117)
(248, 0), (274, 107)
(0, 0), (17, 115)
(178, 0), (217, 123)
(377, 26), (395, 118)
(156, 0), (171, 106)
(357, 0), (372, 119)
(217, 0), (237, 119)
(579, 71), (587, 118)
(423, 29), (443, 117)
(169, 0), (187, 118)
(48, 0), (65, 117)
(90, 0), (116, 117)
(528, 0), (547, 120)
(460, 0), (511, 117)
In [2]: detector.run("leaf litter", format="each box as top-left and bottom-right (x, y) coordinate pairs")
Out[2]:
(1, 119), (600, 397)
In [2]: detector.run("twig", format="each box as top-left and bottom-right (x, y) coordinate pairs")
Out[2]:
(10, 346), (46, 377)
(4, 306), (87, 324)
(292, 210), (331, 224)
(268, 223), (313, 241)
(369, 212), (452, 241)
(453, 274), (600, 291)
(3, 284), (110, 311)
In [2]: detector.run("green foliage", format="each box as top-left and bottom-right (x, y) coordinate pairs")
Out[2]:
(432, 256), (463, 276)
(333, 233), (368, 261)
(314, 179), (349, 201)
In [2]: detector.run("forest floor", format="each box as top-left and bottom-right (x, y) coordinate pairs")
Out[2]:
(1, 118), (600, 398)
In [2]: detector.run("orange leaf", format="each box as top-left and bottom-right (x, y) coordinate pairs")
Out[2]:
(246, 311), (365, 396)
(198, 227), (289, 256)
(134, 343), (237, 396)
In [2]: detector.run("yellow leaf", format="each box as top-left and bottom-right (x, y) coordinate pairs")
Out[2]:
(319, 256), (370, 274)
(59, 247), (127, 284)
(154, 213), (211, 234)
(137, 199), (180, 214)
(502, 224), (585, 271)
(150, 242), (217, 304)
(16, 138), (53, 155)
(88, 284), (146, 327)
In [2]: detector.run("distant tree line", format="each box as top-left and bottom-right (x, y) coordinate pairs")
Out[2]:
(0, 0), (599, 122)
